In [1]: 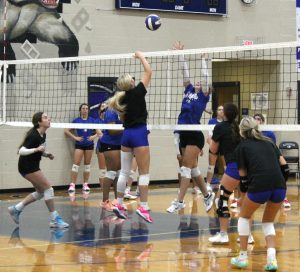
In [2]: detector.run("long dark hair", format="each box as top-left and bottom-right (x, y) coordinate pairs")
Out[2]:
(224, 103), (240, 144)
(18, 112), (44, 149)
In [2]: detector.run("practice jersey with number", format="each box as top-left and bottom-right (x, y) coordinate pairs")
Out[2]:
(18, 129), (46, 174)
(122, 82), (148, 128)
(212, 121), (240, 164)
(72, 116), (96, 147)
(235, 138), (285, 193)
(177, 83), (210, 125)
(100, 109), (123, 146)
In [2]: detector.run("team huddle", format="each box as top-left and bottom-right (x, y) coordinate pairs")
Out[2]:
(9, 42), (289, 271)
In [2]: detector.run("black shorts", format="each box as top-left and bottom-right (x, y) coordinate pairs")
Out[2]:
(18, 162), (40, 176)
(99, 142), (121, 153)
(180, 131), (205, 150)
(75, 144), (94, 150)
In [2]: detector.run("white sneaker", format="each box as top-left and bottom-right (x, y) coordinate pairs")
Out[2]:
(208, 232), (229, 244)
(203, 192), (215, 212)
(192, 186), (202, 195)
(166, 200), (185, 213)
(230, 199), (238, 209)
(282, 198), (291, 208)
(124, 192), (138, 200)
(237, 234), (255, 244)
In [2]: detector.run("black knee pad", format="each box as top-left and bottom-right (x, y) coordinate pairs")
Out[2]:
(216, 195), (230, 218)
(219, 185), (233, 196)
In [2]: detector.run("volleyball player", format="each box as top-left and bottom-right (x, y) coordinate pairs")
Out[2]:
(99, 107), (123, 211)
(206, 105), (225, 189)
(166, 41), (215, 214)
(95, 102), (107, 188)
(64, 103), (100, 193)
(254, 113), (291, 209)
(208, 103), (245, 244)
(8, 112), (69, 228)
(108, 51), (153, 223)
(231, 116), (288, 271)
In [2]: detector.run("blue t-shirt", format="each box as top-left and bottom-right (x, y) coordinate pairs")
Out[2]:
(177, 83), (210, 125)
(100, 109), (123, 146)
(262, 130), (276, 144)
(72, 116), (96, 147)
(208, 118), (222, 125)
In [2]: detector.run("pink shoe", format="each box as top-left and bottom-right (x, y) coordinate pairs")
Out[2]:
(136, 207), (153, 223)
(68, 183), (75, 193)
(82, 182), (90, 192)
(113, 203), (127, 219)
(100, 200), (114, 212)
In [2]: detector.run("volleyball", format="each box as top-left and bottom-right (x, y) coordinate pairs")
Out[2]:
(145, 14), (161, 31)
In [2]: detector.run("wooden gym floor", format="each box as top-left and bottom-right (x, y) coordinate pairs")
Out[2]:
(0, 182), (299, 272)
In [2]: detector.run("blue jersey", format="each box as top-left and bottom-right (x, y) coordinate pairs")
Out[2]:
(262, 130), (276, 144)
(100, 109), (123, 146)
(72, 117), (96, 147)
(208, 118), (222, 125)
(177, 83), (210, 125)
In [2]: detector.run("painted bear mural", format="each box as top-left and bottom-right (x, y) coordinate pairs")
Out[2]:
(0, 0), (79, 82)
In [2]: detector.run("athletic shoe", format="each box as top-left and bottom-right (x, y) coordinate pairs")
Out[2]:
(50, 229), (68, 242)
(192, 186), (202, 195)
(113, 203), (127, 219)
(282, 198), (291, 208)
(230, 198), (238, 209)
(68, 192), (76, 202)
(237, 234), (255, 244)
(124, 192), (138, 200)
(231, 257), (249, 269)
(208, 232), (229, 244)
(264, 259), (278, 271)
(100, 200), (114, 212)
(203, 191), (215, 212)
(50, 215), (69, 229)
(8, 206), (22, 224)
(68, 182), (76, 193)
(136, 207), (153, 223)
(82, 182), (90, 192)
(166, 200), (186, 213)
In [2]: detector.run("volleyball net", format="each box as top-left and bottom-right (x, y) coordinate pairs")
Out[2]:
(1, 41), (300, 131)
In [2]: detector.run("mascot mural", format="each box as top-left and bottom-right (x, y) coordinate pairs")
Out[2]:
(0, 0), (79, 82)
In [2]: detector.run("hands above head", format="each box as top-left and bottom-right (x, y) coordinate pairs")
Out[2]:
(173, 41), (184, 50)
(134, 51), (145, 60)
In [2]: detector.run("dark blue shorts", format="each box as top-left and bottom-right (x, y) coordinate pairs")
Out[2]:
(75, 144), (94, 150)
(247, 189), (286, 204)
(121, 125), (149, 148)
(224, 162), (240, 180)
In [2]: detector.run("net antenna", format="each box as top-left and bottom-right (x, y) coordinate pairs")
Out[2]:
(2, 41), (300, 131)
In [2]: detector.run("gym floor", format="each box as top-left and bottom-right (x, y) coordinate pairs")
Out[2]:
(0, 182), (299, 272)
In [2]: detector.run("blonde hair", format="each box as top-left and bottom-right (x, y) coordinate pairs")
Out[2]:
(108, 74), (134, 119)
(239, 116), (272, 142)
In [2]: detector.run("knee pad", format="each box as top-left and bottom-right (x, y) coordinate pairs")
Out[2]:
(191, 167), (201, 178)
(207, 165), (215, 174)
(99, 169), (106, 178)
(262, 222), (275, 237)
(84, 164), (91, 172)
(220, 185), (233, 196)
(180, 166), (191, 179)
(44, 187), (54, 201)
(72, 164), (79, 173)
(31, 191), (43, 200)
(139, 174), (150, 186)
(238, 217), (250, 236)
(105, 170), (117, 180)
(130, 170), (137, 181)
(216, 195), (230, 218)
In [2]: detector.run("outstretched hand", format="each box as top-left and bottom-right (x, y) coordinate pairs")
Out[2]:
(172, 41), (184, 50)
(134, 51), (145, 60)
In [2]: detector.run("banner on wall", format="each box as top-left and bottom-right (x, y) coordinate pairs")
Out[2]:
(297, 0), (300, 71)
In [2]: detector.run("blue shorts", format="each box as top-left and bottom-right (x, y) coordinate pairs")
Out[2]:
(121, 125), (149, 148)
(247, 189), (286, 204)
(224, 162), (240, 180)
